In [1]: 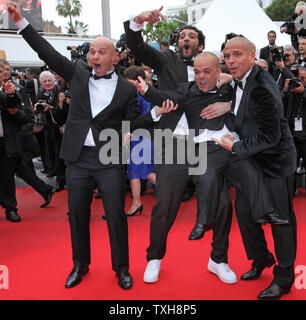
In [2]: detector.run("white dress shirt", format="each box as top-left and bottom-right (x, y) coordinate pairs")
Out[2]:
(84, 71), (118, 146)
(233, 69), (252, 116)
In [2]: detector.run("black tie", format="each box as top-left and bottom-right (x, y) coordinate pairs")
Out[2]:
(234, 79), (244, 90)
(184, 59), (194, 67)
(92, 69), (115, 80)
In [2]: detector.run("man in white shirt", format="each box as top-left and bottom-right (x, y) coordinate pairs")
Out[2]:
(7, 1), (172, 290)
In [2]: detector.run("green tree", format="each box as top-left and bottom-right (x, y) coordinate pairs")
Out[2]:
(56, 0), (83, 34)
(66, 20), (89, 37)
(142, 21), (179, 46)
(265, 0), (300, 21)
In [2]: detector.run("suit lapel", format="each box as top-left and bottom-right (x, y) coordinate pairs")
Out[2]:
(235, 65), (258, 129)
(92, 74), (123, 120)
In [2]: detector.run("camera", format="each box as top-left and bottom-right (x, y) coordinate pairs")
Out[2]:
(169, 28), (180, 46)
(288, 63), (302, 90)
(67, 42), (90, 61)
(282, 20), (297, 35)
(271, 46), (284, 63)
(36, 100), (47, 113)
(63, 90), (71, 99)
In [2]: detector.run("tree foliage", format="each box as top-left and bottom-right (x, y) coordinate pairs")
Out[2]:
(142, 21), (179, 45)
(56, 0), (84, 34)
(265, 0), (300, 21)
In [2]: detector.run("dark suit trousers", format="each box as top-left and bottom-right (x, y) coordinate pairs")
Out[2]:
(66, 147), (129, 273)
(146, 138), (190, 261)
(235, 177), (297, 289)
(15, 157), (52, 199)
(147, 139), (232, 263)
(192, 144), (274, 226)
(0, 138), (19, 212)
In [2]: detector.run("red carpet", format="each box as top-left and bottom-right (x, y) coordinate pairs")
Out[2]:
(0, 187), (305, 300)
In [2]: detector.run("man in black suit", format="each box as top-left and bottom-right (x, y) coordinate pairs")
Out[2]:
(124, 6), (233, 241)
(259, 30), (277, 62)
(0, 63), (27, 223)
(8, 2), (170, 290)
(133, 52), (286, 284)
(215, 36), (297, 299)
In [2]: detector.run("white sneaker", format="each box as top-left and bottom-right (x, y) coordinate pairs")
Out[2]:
(207, 258), (237, 284)
(143, 259), (161, 283)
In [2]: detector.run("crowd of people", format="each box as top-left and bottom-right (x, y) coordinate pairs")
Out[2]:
(0, 1), (305, 300)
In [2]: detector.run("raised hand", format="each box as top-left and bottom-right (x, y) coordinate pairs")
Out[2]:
(128, 76), (148, 95)
(134, 6), (167, 25)
(155, 99), (178, 117)
(2, 80), (16, 95)
(7, 1), (23, 22)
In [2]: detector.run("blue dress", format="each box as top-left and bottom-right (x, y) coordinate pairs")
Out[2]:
(127, 95), (155, 180)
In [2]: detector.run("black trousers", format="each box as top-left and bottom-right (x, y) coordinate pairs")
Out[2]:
(0, 138), (19, 212)
(16, 157), (52, 199)
(192, 144), (274, 226)
(66, 147), (129, 273)
(147, 139), (232, 263)
(235, 177), (297, 289)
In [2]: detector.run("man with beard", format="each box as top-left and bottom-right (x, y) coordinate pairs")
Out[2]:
(124, 7), (234, 283)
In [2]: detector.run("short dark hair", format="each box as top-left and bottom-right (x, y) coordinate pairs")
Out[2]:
(268, 30), (276, 37)
(177, 25), (206, 49)
(123, 66), (146, 81)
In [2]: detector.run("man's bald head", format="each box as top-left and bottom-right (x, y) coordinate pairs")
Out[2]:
(226, 36), (255, 54)
(224, 36), (256, 80)
(88, 36), (116, 76)
(194, 51), (221, 92)
(194, 52), (220, 70)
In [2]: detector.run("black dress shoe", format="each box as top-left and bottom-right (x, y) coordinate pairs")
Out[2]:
(188, 223), (212, 240)
(181, 189), (194, 202)
(95, 192), (102, 199)
(257, 212), (289, 225)
(41, 190), (54, 208)
(5, 210), (21, 223)
(116, 271), (133, 290)
(241, 255), (276, 281)
(65, 266), (89, 288)
(257, 283), (290, 300)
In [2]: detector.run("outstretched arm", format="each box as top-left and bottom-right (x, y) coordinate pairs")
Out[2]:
(7, 1), (74, 82)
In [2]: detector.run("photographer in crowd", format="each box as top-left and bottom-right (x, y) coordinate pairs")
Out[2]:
(281, 1), (306, 51)
(0, 62), (27, 222)
(283, 66), (306, 193)
(268, 46), (294, 92)
(1, 59), (54, 209)
(35, 71), (61, 178)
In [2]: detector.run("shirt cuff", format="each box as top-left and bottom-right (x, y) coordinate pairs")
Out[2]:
(129, 15), (145, 32)
(16, 18), (29, 33)
(151, 107), (162, 122)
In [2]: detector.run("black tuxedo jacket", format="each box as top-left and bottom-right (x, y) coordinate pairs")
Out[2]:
(259, 45), (271, 62)
(231, 65), (296, 178)
(143, 82), (233, 134)
(124, 20), (189, 91)
(0, 91), (27, 158)
(20, 24), (154, 163)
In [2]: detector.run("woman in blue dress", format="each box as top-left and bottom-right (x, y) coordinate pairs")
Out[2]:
(124, 67), (156, 216)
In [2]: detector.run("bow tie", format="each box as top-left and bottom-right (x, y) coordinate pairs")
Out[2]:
(234, 79), (244, 90)
(91, 69), (115, 80)
(299, 57), (306, 64)
(184, 59), (194, 67)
